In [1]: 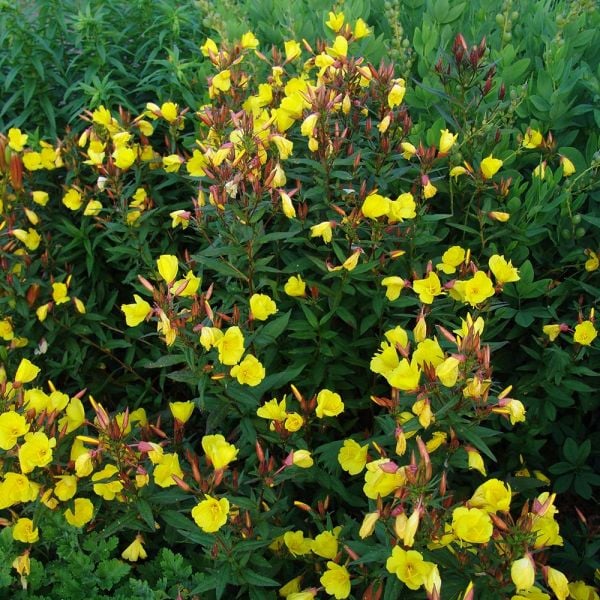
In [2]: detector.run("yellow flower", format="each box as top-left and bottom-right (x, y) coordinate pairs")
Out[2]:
(511, 555), (536, 592)
(359, 512), (380, 538)
(310, 221), (334, 243)
(325, 11), (344, 32)
(200, 38), (218, 57)
(522, 128), (543, 149)
(362, 192), (390, 218)
(574, 321), (597, 346)
(436, 356), (461, 387)
(584, 249), (599, 272)
(121, 294), (152, 327)
(439, 128), (458, 153)
(378, 115), (391, 134)
(62, 188), (83, 211)
(489, 254), (520, 284)
(292, 449), (313, 468)
(284, 412), (303, 432)
(388, 80), (406, 108)
(92, 464), (123, 499)
(11, 228), (41, 251)
(467, 447), (486, 476)
(353, 18), (370, 39)
(301, 113), (319, 137)
(156, 254), (179, 284)
(546, 567), (569, 600)
(388, 192), (416, 222)
(0, 411), (30, 450)
(215, 326), (245, 365)
(186, 149), (208, 177)
(64, 497), (94, 527)
(170, 209), (190, 229)
(162, 154), (183, 172)
(23, 151), (42, 170)
(284, 530), (312, 556)
(32, 190), (49, 206)
(401, 142), (416, 159)
(169, 401), (195, 424)
(470, 479), (512, 513)
(284, 275), (306, 297)
(338, 439), (368, 475)
(52, 282), (70, 305)
(74, 451), (94, 477)
(112, 146), (136, 170)
(271, 135), (293, 160)
(209, 70), (231, 97)
(121, 534), (148, 561)
(257, 397), (287, 421)
(385, 546), (436, 591)
(452, 506), (493, 544)
(316, 389), (344, 418)
(230, 354), (265, 386)
(363, 459), (406, 499)
(386, 358), (421, 391)
(199, 326), (223, 351)
(412, 398), (433, 428)
(523, 127), (544, 150)
(489, 211), (510, 222)
(8, 127), (28, 151)
(280, 192), (296, 218)
(0, 473), (39, 508)
(54, 475), (77, 501)
(240, 31), (259, 49)
(250, 293), (277, 320)
(284, 40), (302, 61)
(83, 200), (102, 216)
(560, 155), (576, 176)
(160, 101), (178, 122)
(450, 165), (468, 179)
(425, 431), (447, 453)
(480, 154), (503, 179)
(382, 276), (405, 301)
(279, 576), (303, 597)
(18, 431), (56, 473)
(0, 319), (13, 341)
(172, 271), (201, 297)
(12, 552), (30, 577)
(202, 434), (238, 469)
(423, 178), (437, 199)
(385, 326), (409, 347)
(454, 313), (485, 338)
(568, 581), (599, 600)
(533, 161), (547, 179)
(311, 530), (339, 559)
(153, 452), (184, 488)
(192, 495), (229, 533)
(412, 338), (444, 368)
(36, 303), (49, 322)
(327, 36), (348, 58)
(320, 562), (351, 599)
(412, 271), (443, 304)
(12, 518), (39, 543)
(459, 271), (495, 306)
(437, 246), (466, 274)
(543, 324), (561, 341)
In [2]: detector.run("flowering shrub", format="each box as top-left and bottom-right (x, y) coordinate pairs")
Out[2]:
(0, 4), (599, 599)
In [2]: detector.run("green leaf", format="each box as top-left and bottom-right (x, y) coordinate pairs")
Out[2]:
(135, 499), (155, 530)
(239, 571), (279, 587)
(139, 354), (188, 369)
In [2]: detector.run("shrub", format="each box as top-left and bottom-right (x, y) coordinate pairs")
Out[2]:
(0, 3), (599, 598)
